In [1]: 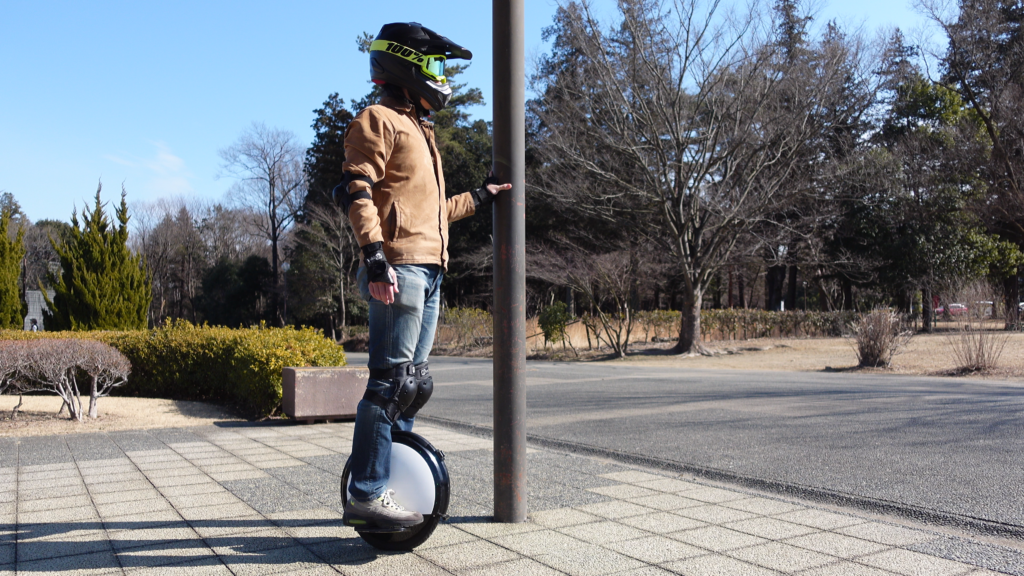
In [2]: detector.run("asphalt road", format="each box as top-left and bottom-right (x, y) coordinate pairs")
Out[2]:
(346, 352), (1024, 534)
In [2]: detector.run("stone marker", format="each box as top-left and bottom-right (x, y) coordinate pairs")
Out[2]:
(282, 366), (367, 423)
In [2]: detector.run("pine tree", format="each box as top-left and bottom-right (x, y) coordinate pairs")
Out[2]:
(0, 203), (26, 328)
(44, 184), (152, 330)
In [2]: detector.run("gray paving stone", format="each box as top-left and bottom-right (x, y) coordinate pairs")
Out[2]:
(18, 482), (88, 501)
(91, 489), (163, 505)
(617, 511), (706, 534)
(680, 486), (748, 503)
(221, 476), (322, 515)
(532, 541), (646, 575)
(208, 526), (298, 556)
(177, 502), (257, 521)
(604, 534), (705, 564)
(19, 504), (99, 525)
(123, 556), (233, 575)
(19, 494), (91, 513)
(115, 539), (219, 569)
(18, 475), (84, 491)
(146, 479), (219, 498)
(217, 544), (323, 576)
(784, 531), (890, 558)
(557, 520), (649, 544)
(141, 466), (203, 478)
(17, 539), (117, 567)
(18, 551), (124, 575)
(67, 435), (128, 462)
(148, 474), (214, 488)
(837, 523), (941, 547)
(724, 517), (820, 540)
(674, 504), (759, 525)
(165, 491), (242, 510)
(86, 480), (153, 495)
(190, 516), (277, 539)
(800, 561), (900, 576)
(774, 508), (868, 530)
(663, 554), (782, 576)
(492, 529), (584, 556)
(574, 500), (654, 520)
(667, 525), (768, 552)
(727, 541), (837, 573)
(858, 548), (977, 576)
(530, 508), (604, 529)
(416, 539), (522, 572)
(96, 498), (174, 519)
(0, 543), (12, 565)
(107, 524), (202, 551)
(722, 496), (805, 516)
(457, 557), (565, 576)
(17, 437), (74, 466)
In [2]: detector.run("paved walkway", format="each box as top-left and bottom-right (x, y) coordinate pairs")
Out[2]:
(0, 422), (1020, 575)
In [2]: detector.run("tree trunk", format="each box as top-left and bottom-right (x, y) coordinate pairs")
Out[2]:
(921, 286), (933, 333)
(842, 278), (854, 311)
(738, 273), (746, 309)
(675, 289), (707, 355)
(765, 265), (786, 310)
(785, 265), (798, 312)
(1005, 269), (1021, 330)
(89, 388), (98, 419)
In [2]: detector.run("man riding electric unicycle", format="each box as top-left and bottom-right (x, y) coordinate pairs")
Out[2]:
(335, 22), (510, 549)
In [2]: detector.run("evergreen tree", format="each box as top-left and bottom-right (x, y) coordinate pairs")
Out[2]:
(44, 184), (152, 330)
(0, 203), (26, 328)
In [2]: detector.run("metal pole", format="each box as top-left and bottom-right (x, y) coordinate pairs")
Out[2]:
(492, 0), (527, 523)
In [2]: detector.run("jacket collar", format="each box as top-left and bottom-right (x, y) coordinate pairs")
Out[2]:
(380, 95), (432, 125)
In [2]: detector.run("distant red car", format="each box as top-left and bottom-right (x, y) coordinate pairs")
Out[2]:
(934, 303), (968, 316)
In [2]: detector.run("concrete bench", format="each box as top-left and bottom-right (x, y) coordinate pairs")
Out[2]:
(282, 366), (368, 423)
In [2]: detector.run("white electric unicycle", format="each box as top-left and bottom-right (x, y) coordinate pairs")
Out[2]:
(341, 430), (450, 550)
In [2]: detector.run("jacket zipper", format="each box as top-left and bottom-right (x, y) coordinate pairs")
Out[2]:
(417, 120), (446, 267)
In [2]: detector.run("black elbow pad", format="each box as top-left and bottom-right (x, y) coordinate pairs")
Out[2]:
(333, 171), (375, 214)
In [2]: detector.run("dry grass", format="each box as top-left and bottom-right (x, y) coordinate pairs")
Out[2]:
(610, 332), (1024, 379)
(0, 395), (244, 437)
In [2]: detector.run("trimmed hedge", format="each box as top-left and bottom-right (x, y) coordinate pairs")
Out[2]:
(0, 321), (346, 416)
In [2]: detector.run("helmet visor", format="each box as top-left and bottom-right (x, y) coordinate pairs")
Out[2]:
(370, 40), (447, 84)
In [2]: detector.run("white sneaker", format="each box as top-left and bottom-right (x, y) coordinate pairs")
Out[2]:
(344, 488), (423, 529)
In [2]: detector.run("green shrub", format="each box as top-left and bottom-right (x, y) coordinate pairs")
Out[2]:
(0, 321), (346, 416)
(538, 302), (571, 346)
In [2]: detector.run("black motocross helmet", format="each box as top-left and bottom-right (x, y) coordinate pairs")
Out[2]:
(369, 22), (472, 112)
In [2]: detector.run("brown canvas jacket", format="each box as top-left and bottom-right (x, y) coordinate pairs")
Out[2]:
(341, 96), (477, 271)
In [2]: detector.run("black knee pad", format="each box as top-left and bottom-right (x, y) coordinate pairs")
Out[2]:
(364, 362), (418, 422)
(401, 362), (433, 419)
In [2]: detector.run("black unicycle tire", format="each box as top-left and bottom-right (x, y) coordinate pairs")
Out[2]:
(340, 431), (450, 552)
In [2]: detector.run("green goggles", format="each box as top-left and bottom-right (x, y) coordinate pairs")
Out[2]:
(370, 39), (447, 84)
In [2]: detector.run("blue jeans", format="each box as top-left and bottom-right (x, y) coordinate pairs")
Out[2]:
(349, 264), (443, 501)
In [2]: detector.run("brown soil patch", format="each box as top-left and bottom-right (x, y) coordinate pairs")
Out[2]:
(0, 395), (246, 438)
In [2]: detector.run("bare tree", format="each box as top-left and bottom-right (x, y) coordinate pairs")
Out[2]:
(78, 341), (130, 419)
(15, 339), (86, 421)
(530, 0), (869, 353)
(0, 340), (25, 419)
(290, 201), (361, 337)
(1, 339), (130, 421)
(220, 122), (306, 325)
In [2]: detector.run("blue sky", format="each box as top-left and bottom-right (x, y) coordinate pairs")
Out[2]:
(1, 0), (929, 224)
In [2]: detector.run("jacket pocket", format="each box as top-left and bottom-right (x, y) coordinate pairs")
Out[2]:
(390, 199), (402, 243)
